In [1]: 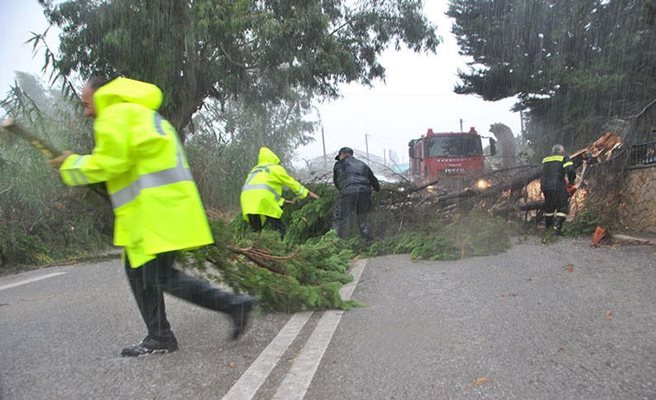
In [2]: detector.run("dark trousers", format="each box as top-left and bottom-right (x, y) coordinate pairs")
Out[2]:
(125, 251), (237, 341)
(333, 191), (373, 241)
(542, 188), (568, 230)
(247, 214), (286, 237)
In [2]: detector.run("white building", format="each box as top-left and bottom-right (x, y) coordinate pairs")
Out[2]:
(294, 148), (408, 184)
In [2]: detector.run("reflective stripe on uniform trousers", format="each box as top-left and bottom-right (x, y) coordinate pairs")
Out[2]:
(109, 113), (193, 209)
(555, 212), (568, 217)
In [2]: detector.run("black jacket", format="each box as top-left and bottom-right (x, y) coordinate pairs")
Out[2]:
(541, 154), (576, 192)
(333, 156), (380, 194)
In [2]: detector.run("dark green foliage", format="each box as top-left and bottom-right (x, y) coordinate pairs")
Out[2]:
(185, 222), (356, 312)
(0, 225), (53, 266)
(282, 183), (338, 245)
(562, 209), (606, 236)
(38, 0), (438, 135)
(228, 182), (337, 245)
(1, 75), (114, 269)
(448, 0), (656, 155)
(32, 1), (439, 211)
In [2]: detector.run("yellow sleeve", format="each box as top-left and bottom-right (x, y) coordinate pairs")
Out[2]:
(59, 107), (132, 186)
(273, 166), (308, 198)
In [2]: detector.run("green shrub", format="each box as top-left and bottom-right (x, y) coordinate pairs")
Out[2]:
(562, 209), (605, 236)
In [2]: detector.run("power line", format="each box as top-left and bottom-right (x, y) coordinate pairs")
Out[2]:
(340, 92), (456, 97)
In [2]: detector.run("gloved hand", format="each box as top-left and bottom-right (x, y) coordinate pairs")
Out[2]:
(566, 183), (577, 196)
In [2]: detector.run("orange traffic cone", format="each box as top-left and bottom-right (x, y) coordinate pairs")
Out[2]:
(591, 226), (606, 247)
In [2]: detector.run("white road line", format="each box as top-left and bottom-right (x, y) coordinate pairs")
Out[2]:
(272, 259), (367, 400)
(0, 272), (66, 292)
(222, 311), (314, 400)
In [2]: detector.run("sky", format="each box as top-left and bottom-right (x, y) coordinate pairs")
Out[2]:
(0, 1), (521, 165)
(0, 1), (53, 94)
(305, 1), (521, 165)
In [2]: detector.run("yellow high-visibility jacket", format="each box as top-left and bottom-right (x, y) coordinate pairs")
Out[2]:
(59, 77), (213, 268)
(240, 147), (308, 221)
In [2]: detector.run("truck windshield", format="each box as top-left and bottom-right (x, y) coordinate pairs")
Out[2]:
(426, 136), (482, 157)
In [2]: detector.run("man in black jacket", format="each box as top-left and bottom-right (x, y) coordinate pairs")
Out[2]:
(332, 147), (380, 241)
(541, 144), (576, 235)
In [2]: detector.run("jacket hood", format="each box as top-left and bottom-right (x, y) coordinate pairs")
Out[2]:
(94, 77), (163, 113)
(258, 147), (280, 165)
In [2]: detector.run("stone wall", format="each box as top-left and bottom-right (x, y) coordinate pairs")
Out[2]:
(619, 165), (656, 233)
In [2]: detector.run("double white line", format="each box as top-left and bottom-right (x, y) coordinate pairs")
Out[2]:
(223, 259), (367, 400)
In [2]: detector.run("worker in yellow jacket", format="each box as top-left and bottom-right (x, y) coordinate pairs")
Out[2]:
(49, 77), (255, 357)
(240, 147), (319, 237)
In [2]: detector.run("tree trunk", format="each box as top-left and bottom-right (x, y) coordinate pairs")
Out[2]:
(165, 87), (206, 143)
(434, 166), (541, 205)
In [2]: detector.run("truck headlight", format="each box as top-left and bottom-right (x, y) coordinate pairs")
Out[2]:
(475, 179), (490, 190)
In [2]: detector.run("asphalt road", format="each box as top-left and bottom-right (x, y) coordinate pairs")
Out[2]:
(1, 238), (655, 399)
(0, 259), (290, 399)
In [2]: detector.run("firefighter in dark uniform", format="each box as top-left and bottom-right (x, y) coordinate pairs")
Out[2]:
(541, 144), (576, 235)
(332, 147), (380, 242)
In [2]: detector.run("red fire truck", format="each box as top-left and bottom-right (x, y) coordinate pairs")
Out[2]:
(408, 127), (496, 187)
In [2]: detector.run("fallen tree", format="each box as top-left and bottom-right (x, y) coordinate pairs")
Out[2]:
(183, 223), (358, 312)
(417, 130), (626, 214)
(1, 112), (641, 312)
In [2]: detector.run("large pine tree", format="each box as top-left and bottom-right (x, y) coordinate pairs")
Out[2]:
(448, 0), (656, 154)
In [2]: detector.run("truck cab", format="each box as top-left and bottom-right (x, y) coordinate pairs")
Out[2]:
(408, 128), (496, 186)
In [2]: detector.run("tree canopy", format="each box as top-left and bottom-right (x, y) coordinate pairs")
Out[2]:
(447, 0), (656, 153)
(38, 0), (439, 135)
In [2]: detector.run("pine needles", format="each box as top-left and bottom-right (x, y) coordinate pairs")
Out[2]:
(183, 221), (357, 312)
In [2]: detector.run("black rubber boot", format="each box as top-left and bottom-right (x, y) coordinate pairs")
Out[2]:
(554, 216), (566, 236)
(544, 215), (554, 229)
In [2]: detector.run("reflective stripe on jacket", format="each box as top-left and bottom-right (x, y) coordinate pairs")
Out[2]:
(240, 147), (308, 220)
(540, 154), (576, 192)
(59, 77), (213, 268)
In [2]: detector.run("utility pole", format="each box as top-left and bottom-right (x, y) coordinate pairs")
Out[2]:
(383, 148), (386, 166)
(365, 133), (370, 162)
(321, 123), (327, 167)
(459, 118), (464, 132)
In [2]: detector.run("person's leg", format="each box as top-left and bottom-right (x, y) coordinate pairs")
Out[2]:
(354, 191), (373, 242)
(266, 217), (286, 238)
(333, 193), (354, 239)
(542, 190), (556, 229)
(158, 253), (255, 340)
(122, 253), (178, 356)
(247, 214), (263, 232)
(553, 187), (569, 235)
